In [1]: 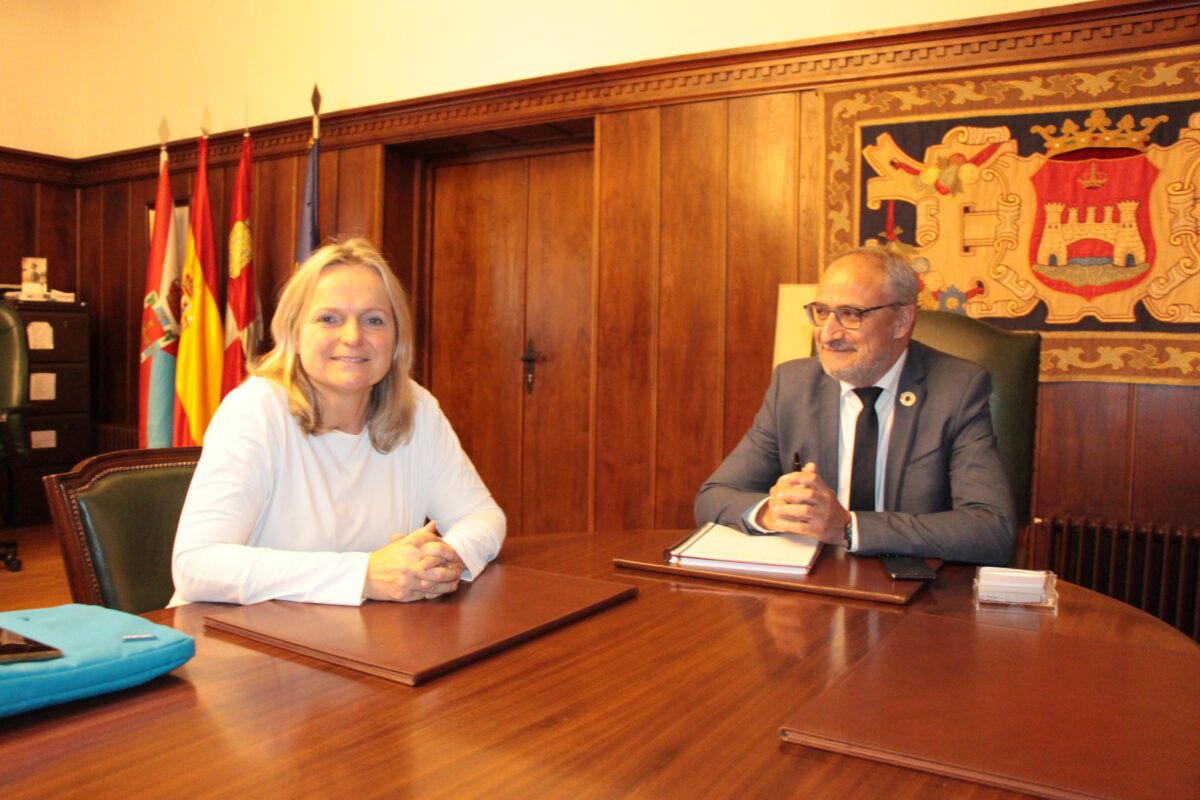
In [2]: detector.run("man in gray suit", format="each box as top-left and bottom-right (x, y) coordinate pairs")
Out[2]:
(695, 247), (1015, 565)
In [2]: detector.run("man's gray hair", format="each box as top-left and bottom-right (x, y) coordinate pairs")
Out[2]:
(832, 246), (919, 305)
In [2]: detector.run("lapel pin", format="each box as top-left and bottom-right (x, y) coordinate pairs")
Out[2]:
(900, 391), (916, 407)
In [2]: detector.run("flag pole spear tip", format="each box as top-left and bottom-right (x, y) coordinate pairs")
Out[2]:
(200, 105), (212, 137)
(310, 84), (321, 141)
(158, 118), (170, 147)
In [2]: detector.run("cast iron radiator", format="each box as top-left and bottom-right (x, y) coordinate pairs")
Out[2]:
(1033, 516), (1199, 642)
(95, 422), (137, 453)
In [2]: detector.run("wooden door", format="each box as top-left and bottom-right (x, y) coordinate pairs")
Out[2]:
(428, 150), (593, 536)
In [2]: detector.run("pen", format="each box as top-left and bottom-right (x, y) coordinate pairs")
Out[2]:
(793, 451), (802, 472)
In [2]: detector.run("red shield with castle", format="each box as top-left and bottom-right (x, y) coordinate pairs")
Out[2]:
(1028, 151), (1159, 301)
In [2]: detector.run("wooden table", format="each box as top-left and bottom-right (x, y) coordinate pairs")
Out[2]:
(2, 530), (1196, 799)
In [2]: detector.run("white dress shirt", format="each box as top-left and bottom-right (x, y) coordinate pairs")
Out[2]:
(746, 350), (908, 550)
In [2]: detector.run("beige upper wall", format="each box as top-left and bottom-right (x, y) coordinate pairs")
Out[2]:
(2, 0), (1082, 159)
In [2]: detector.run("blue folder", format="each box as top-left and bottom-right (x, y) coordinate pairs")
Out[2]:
(0, 604), (194, 717)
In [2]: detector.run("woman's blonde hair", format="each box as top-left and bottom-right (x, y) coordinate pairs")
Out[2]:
(252, 237), (416, 452)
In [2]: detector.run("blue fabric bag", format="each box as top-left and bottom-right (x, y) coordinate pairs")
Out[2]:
(0, 604), (194, 717)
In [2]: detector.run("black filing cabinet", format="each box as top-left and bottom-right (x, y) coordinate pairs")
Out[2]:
(10, 301), (93, 526)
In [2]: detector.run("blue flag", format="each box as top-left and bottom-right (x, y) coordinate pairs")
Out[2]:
(296, 136), (319, 266)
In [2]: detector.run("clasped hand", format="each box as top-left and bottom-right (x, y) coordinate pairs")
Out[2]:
(364, 522), (465, 602)
(757, 462), (851, 545)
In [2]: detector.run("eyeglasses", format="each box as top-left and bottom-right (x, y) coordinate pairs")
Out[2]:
(804, 302), (904, 329)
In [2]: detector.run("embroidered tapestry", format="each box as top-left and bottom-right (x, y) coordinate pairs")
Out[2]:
(820, 46), (1200, 385)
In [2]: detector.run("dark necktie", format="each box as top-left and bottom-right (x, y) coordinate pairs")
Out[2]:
(850, 386), (884, 512)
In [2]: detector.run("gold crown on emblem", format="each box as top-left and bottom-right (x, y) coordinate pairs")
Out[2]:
(1032, 109), (1168, 156)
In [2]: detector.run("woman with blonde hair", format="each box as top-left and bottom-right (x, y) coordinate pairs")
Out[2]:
(171, 238), (504, 605)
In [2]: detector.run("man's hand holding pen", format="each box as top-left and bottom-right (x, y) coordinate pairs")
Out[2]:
(756, 457), (852, 545)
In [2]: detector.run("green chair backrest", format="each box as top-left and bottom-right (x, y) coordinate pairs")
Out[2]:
(912, 310), (1040, 525)
(0, 301), (30, 459)
(74, 462), (198, 614)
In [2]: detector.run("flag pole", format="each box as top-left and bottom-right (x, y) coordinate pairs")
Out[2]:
(296, 84), (322, 267)
(311, 83), (321, 140)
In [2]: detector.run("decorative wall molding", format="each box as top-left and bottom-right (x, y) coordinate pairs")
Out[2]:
(0, 146), (73, 184)
(9, 1), (1200, 186)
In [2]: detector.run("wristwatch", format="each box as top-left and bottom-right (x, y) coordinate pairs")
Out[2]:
(843, 519), (854, 550)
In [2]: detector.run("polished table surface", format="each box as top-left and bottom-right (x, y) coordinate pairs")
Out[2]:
(2, 530), (1197, 799)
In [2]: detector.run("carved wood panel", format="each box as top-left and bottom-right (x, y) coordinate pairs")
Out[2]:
(595, 109), (660, 530)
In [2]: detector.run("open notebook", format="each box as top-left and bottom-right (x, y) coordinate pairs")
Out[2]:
(614, 531), (937, 605)
(668, 522), (822, 576)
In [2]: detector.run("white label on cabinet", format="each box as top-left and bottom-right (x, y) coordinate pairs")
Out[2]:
(31, 429), (57, 449)
(27, 321), (54, 350)
(30, 372), (56, 401)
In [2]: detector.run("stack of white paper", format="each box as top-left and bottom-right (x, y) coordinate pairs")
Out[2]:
(669, 522), (821, 576)
(975, 567), (1055, 605)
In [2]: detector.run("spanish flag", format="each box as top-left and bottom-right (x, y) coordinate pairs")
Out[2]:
(173, 135), (223, 446)
(222, 133), (260, 396)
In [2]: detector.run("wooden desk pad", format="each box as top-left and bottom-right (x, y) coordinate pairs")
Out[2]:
(779, 613), (1200, 800)
(204, 564), (637, 685)
(613, 536), (937, 605)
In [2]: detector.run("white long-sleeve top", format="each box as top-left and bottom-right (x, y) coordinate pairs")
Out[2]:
(171, 377), (505, 606)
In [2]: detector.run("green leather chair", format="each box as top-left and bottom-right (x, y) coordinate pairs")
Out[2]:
(911, 310), (1040, 526)
(0, 301), (31, 571)
(45, 447), (201, 614)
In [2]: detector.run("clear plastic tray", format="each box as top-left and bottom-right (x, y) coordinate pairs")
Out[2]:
(973, 568), (1059, 612)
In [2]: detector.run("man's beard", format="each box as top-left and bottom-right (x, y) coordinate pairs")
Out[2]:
(819, 344), (896, 386)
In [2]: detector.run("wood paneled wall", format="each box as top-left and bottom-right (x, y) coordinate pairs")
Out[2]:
(1, 1), (1198, 534)
(595, 109), (661, 531)
(595, 97), (809, 530)
(1036, 382), (1200, 526)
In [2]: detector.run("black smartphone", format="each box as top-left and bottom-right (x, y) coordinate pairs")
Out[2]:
(879, 554), (938, 581)
(0, 627), (64, 663)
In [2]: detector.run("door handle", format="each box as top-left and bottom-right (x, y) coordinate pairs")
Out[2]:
(520, 340), (542, 394)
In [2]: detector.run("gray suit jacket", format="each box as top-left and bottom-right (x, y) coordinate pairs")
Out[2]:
(694, 340), (1016, 565)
